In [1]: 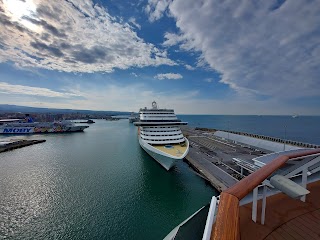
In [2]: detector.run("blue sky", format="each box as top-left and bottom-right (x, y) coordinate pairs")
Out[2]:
(0, 0), (319, 114)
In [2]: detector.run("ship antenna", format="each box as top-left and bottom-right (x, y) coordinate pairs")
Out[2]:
(152, 101), (158, 109)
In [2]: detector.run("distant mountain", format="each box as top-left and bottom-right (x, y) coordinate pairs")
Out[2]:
(0, 104), (130, 115)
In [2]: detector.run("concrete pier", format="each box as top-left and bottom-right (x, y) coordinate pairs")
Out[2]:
(181, 126), (319, 192)
(0, 139), (46, 153)
(184, 152), (238, 192)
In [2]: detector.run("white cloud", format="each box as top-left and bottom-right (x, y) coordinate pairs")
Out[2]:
(145, 0), (172, 22)
(2, 83), (319, 115)
(128, 17), (141, 30)
(185, 64), (195, 70)
(0, 0), (175, 73)
(131, 72), (138, 77)
(163, 32), (184, 47)
(0, 82), (81, 98)
(161, 0), (320, 98)
(154, 73), (183, 80)
(204, 78), (212, 83)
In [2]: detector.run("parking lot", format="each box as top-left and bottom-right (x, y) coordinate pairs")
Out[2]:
(181, 126), (265, 190)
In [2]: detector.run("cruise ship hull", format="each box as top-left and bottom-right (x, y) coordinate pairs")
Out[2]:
(139, 137), (189, 170)
(0, 125), (88, 134)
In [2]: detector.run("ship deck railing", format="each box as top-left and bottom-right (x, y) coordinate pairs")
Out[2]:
(210, 148), (320, 240)
(163, 148), (320, 240)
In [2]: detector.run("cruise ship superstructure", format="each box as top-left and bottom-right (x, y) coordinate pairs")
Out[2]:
(134, 101), (189, 170)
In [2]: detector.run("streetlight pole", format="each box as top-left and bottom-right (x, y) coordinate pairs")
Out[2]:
(283, 125), (286, 151)
(227, 121), (230, 141)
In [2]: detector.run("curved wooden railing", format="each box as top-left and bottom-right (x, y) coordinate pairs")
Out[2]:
(211, 148), (320, 240)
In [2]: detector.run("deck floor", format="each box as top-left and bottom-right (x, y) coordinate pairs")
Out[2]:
(265, 209), (320, 240)
(152, 143), (187, 158)
(239, 181), (320, 240)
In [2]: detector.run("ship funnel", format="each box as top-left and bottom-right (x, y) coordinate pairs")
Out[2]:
(152, 101), (158, 109)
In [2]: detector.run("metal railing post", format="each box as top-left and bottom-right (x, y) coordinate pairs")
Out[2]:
(203, 196), (218, 240)
(301, 168), (308, 202)
(261, 185), (267, 225)
(252, 187), (258, 222)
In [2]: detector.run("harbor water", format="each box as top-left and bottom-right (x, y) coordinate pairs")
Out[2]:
(0, 120), (216, 240)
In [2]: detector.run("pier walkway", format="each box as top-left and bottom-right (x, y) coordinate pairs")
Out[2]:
(185, 149), (238, 191)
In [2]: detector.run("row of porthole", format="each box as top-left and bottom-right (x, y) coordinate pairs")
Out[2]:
(141, 117), (178, 119)
(140, 112), (174, 114)
(140, 115), (177, 118)
(141, 115), (176, 117)
(140, 120), (180, 122)
(141, 134), (182, 137)
(141, 137), (184, 141)
(144, 126), (177, 129)
(141, 130), (180, 133)
(141, 117), (177, 119)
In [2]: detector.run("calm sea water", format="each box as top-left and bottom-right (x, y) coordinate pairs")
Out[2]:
(179, 115), (320, 145)
(0, 120), (215, 240)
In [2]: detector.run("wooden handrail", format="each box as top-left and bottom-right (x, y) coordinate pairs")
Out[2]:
(212, 148), (320, 240)
(211, 193), (240, 240)
(226, 148), (320, 199)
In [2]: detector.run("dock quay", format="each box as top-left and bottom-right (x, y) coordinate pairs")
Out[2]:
(184, 152), (238, 192)
(181, 126), (319, 192)
(165, 133), (320, 240)
(0, 139), (46, 153)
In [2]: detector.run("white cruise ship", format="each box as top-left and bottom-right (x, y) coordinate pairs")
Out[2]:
(134, 101), (189, 170)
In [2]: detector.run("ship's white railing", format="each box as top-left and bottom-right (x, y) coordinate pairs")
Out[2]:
(213, 148), (320, 240)
(202, 196), (218, 240)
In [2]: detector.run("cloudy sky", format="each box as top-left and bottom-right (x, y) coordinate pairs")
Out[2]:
(0, 0), (319, 114)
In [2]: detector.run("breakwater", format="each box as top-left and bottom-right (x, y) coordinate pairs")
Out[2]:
(195, 127), (320, 149)
(180, 115), (320, 145)
(221, 130), (319, 149)
(0, 139), (46, 153)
